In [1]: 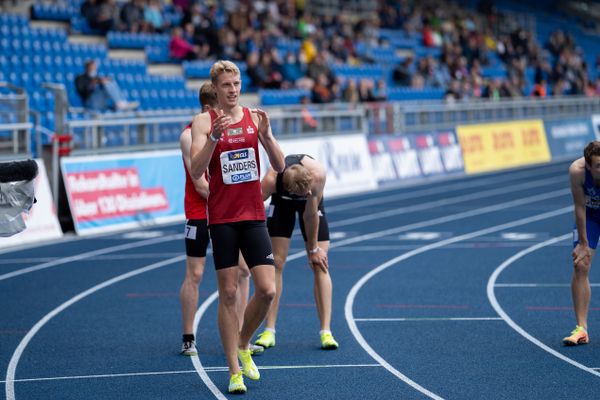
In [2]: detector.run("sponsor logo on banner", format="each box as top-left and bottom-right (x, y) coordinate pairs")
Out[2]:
(367, 130), (464, 185)
(0, 160), (63, 249)
(457, 120), (550, 174)
(544, 118), (595, 158)
(61, 150), (185, 235)
(66, 168), (169, 222)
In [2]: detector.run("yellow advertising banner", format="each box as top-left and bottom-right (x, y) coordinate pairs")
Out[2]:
(456, 120), (551, 174)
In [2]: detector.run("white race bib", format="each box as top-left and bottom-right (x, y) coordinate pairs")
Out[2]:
(220, 148), (259, 185)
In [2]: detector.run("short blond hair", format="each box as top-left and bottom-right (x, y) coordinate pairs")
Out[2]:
(210, 60), (241, 84)
(283, 165), (312, 194)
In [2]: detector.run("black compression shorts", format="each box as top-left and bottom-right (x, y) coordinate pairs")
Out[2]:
(209, 220), (275, 270)
(267, 198), (330, 242)
(184, 219), (210, 258)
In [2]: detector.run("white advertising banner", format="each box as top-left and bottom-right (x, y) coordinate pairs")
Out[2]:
(0, 160), (63, 249)
(265, 133), (378, 197)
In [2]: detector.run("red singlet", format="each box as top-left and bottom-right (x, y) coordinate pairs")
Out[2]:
(206, 107), (265, 225)
(183, 122), (207, 219)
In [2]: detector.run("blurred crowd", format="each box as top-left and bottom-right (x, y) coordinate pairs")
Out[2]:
(80, 0), (600, 104)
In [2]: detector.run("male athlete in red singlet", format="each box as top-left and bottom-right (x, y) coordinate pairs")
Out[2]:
(190, 60), (284, 394)
(178, 83), (259, 358)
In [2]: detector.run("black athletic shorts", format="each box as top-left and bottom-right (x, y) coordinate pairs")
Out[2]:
(209, 220), (275, 270)
(184, 219), (210, 257)
(267, 198), (330, 242)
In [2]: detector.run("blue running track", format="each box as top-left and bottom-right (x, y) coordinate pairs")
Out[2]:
(1, 160), (599, 399)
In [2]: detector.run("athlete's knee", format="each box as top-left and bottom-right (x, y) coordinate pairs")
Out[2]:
(219, 284), (238, 306)
(254, 281), (276, 303)
(187, 268), (204, 285)
(273, 255), (286, 271)
(574, 260), (591, 275)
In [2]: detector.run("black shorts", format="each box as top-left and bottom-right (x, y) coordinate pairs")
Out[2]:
(267, 198), (330, 242)
(209, 220), (275, 270)
(184, 219), (210, 258)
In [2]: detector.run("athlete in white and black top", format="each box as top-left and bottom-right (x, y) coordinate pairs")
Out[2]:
(256, 154), (339, 350)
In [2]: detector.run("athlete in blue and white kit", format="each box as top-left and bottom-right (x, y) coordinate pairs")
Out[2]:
(564, 141), (600, 345)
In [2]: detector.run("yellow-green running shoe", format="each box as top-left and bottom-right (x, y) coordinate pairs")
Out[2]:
(321, 332), (339, 350)
(228, 372), (247, 394)
(238, 349), (260, 380)
(254, 330), (276, 348)
(249, 343), (264, 355)
(563, 325), (589, 346)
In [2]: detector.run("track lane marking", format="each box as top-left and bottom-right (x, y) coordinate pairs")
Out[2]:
(487, 234), (600, 378)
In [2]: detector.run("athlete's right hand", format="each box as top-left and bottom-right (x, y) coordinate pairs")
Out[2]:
(211, 109), (231, 140)
(573, 243), (592, 267)
(309, 248), (328, 273)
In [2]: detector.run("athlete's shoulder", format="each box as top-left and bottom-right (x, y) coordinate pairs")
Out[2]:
(569, 157), (586, 182)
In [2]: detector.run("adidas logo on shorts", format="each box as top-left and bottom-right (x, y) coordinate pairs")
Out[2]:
(266, 253), (274, 260)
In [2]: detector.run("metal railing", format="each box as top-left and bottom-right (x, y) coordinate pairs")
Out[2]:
(0, 82), (31, 158)
(366, 96), (600, 135)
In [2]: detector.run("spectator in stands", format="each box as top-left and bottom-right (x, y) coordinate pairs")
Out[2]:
(342, 79), (360, 103)
(281, 52), (306, 88)
(531, 79), (548, 98)
(311, 73), (335, 103)
(246, 51), (268, 88)
(307, 53), (336, 86)
(374, 79), (388, 101)
(259, 50), (284, 89)
(358, 79), (377, 102)
(169, 27), (200, 61)
(82, 0), (119, 35)
(393, 57), (413, 86)
(120, 0), (146, 33)
(75, 60), (139, 112)
(144, 0), (169, 33)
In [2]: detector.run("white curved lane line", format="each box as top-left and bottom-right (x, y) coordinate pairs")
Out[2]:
(5, 255), (186, 400)
(486, 234), (600, 378)
(0, 234), (182, 282)
(345, 207), (572, 399)
(190, 248), (309, 397)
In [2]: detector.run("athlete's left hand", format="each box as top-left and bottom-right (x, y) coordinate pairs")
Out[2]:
(309, 248), (328, 273)
(252, 108), (270, 137)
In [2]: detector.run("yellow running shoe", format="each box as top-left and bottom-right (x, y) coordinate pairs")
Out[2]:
(228, 372), (247, 394)
(254, 330), (276, 348)
(238, 349), (260, 380)
(563, 325), (589, 346)
(321, 332), (339, 350)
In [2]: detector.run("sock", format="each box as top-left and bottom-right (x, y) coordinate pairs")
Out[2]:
(183, 334), (195, 343)
(320, 330), (331, 336)
(264, 328), (276, 334)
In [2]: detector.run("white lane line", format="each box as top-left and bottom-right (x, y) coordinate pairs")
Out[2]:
(330, 190), (570, 250)
(345, 206), (572, 400)
(355, 318), (503, 322)
(495, 283), (600, 287)
(0, 234), (182, 282)
(192, 192), (572, 399)
(329, 176), (565, 228)
(327, 162), (567, 213)
(487, 234), (600, 378)
(191, 245), (312, 398)
(191, 291), (225, 400)
(0, 253), (185, 265)
(4, 255), (186, 400)
(0, 364), (380, 384)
